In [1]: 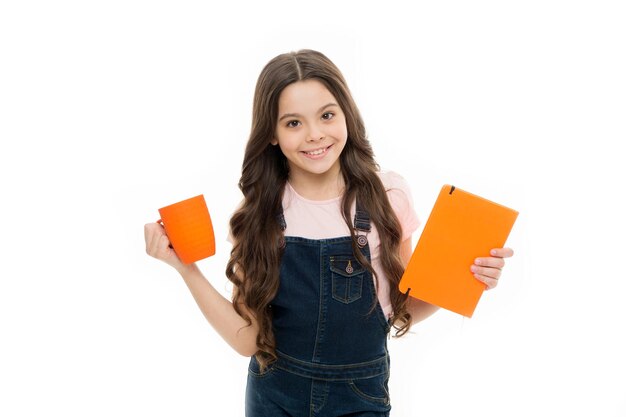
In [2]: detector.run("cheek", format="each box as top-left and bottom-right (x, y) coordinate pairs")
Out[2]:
(277, 133), (302, 152)
(331, 122), (348, 142)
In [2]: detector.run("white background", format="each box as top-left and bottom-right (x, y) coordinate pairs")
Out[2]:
(1, 1), (625, 416)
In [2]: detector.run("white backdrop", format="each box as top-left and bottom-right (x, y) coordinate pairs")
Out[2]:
(1, 1), (625, 416)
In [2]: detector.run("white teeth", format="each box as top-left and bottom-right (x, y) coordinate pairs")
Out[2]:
(304, 147), (327, 155)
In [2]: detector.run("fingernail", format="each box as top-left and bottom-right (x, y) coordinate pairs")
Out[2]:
(490, 249), (497, 256)
(471, 265), (478, 273)
(474, 258), (482, 265)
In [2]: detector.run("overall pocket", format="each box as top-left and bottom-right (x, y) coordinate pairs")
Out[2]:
(348, 371), (391, 406)
(330, 256), (365, 304)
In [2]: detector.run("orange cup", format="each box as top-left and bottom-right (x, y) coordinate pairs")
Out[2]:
(157, 195), (216, 264)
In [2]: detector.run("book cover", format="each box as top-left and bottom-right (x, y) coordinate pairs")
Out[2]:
(399, 185), (518, 317)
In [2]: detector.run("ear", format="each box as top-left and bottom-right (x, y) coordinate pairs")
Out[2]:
(270, 138), (278, 146)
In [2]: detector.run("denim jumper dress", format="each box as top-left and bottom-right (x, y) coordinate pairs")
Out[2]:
(245, 202), (392, 417)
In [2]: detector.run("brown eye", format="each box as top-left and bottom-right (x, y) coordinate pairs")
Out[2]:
(287, 120), (300, 128)
(322, 112), (334, 120)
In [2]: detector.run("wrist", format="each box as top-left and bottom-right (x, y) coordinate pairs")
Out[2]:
(176, 262), (200, 278)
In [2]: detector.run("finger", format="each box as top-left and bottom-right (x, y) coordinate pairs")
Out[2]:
(470, 264), (502, 280)
(144, 224), (157, 255)
(474, 257), (505, 269)
(158, 234), (172, 257)
(149, 227), (164, 254)
(145, 224), (168, 257)
(490, 247), (514, 258)
(473, 273), (499, 290)
(144, 223), (151, 242)
(144, 223), (160, 245)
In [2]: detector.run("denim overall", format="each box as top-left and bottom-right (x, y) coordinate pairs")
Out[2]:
(245, 203), (392, 417)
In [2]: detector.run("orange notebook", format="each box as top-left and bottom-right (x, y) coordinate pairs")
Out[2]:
(399, 185), (518, 317)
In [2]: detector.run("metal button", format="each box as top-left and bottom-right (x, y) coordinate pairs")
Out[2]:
(345, 260), (354, 274)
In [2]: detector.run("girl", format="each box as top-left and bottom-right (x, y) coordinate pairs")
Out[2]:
(144, 49), (514, 417)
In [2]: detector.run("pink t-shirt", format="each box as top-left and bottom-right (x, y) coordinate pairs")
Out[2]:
(281, 170), (420, 318)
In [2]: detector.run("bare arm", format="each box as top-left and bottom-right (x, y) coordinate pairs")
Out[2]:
(144, 223), (259, 357)
(399, 238), (440, 325)
(177, 263), (259, 356)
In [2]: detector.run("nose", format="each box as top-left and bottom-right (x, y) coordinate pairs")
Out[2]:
(306, 124), (325, 142)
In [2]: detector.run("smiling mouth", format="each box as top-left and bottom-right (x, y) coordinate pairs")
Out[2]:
(302, 145), (331, 157)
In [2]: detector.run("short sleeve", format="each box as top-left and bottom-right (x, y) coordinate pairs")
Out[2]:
(379, 171), (420, 242)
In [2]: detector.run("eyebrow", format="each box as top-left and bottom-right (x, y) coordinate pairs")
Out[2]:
(278, 102), (339, 122)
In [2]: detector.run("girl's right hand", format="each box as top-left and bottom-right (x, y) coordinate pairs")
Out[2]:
(144, 222), (188, 272)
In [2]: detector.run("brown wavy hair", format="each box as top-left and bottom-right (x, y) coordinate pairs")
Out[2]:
(226, 49), (411, 369)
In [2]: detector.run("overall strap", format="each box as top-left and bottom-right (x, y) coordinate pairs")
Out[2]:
(277, 208), (287, 231)
(354, 199), (371, 248)
(354, 199), (371, 233)
(276, 198), (371, 247)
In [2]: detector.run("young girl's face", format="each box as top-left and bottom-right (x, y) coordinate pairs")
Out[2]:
(272, 79), (348, 183)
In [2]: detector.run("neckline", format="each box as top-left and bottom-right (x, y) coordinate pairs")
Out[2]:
(286, 182), (343, 205)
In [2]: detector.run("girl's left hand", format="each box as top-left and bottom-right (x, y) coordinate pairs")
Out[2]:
(471, 248), (514, 290)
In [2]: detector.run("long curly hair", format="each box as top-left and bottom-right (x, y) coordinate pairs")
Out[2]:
(226, 50), (411, 369)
